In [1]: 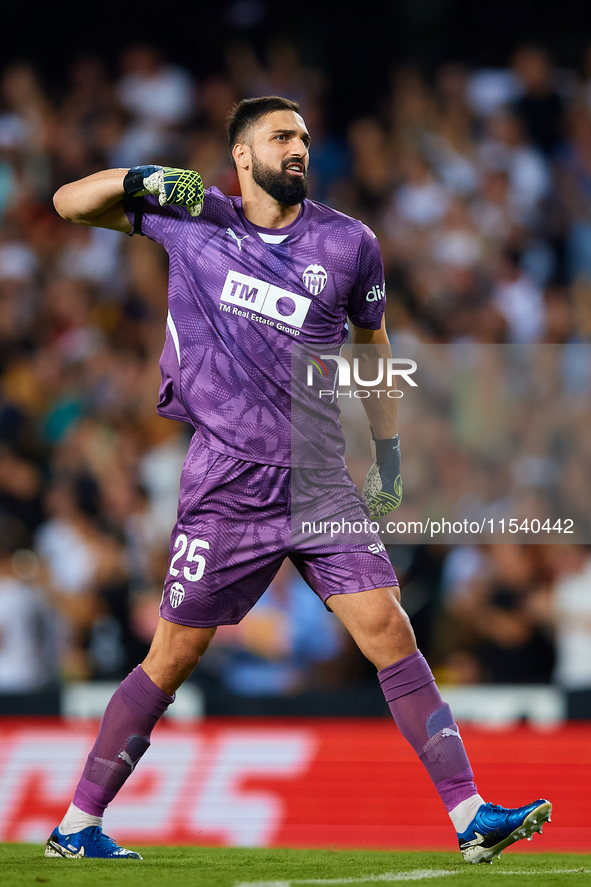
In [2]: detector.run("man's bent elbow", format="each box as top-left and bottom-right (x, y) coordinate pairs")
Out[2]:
(53, 185), (78, 222)
(53, 184), (88, 223)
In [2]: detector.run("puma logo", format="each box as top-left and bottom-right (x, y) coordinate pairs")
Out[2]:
(226, 228), (249, 251)
(118, 750), (137, 771)
(442, 727), (462, 739)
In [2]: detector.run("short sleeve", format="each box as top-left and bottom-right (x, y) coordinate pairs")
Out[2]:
(123, 194), (192, 249)
(347, 226), (386, 330)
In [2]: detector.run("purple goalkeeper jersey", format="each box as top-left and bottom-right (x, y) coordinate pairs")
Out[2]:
(129, 189), (386, 466)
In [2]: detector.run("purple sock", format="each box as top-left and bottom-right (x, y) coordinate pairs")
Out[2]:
(73, 665), (174, 816)
(378, 651), (478, 812)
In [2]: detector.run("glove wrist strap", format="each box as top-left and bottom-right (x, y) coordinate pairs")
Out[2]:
(370, 431), (400, 467)
(123, 167), (147, 197)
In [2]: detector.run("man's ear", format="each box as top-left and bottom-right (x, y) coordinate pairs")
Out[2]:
(233, 142), (251, 171)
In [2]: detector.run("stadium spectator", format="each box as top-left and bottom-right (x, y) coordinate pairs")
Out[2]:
(478, 110), (552, 225)
(0, 516), (59, 713)
(0, 62), (53, 203)
(556, 105), (591, 279)
(34, 473), (140, 679)
(531, 546), (591, 718)
(440, 545), (555, 684)
(492, 248), (546, 342)
(114, 44), (196, 166)
(512, 45), (566, 158)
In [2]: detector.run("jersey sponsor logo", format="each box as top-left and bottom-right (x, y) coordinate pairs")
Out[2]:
(368, 541), (386, 554)
(220, 270), (312, 329)
(366, 281), (386, 302)
(170, 582), (185, 608)
(226, 228), (250, 251)
(302, 264), (328, 295)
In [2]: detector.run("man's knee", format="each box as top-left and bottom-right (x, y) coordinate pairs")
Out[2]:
(164, 635), (213, 672)
(329, 585), (411, 639)
(328, 586), (416, 669)
(361, 601), (416, 669)
(371, 595), (412, 639)
(143, 619), (217, 693)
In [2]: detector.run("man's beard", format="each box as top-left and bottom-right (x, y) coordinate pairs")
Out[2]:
(251, 151), (309, 206)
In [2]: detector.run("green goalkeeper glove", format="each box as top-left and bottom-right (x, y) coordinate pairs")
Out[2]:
(362, 431), (403, 518)
(123, 165), (204, 216)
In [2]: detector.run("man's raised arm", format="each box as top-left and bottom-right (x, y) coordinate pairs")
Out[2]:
(53, 169), (132, 232)
(54, 165), (205, 232)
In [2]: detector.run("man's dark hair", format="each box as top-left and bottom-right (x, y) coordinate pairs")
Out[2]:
(226, 96), (301, 169)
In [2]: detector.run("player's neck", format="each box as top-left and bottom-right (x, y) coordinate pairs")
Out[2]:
(240, 189), (302, 230)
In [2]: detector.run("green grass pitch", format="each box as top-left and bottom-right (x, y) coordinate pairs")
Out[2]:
(0, 846), (589, 887)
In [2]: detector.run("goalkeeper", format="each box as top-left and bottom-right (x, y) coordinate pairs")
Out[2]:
(47, 96), (551, 864)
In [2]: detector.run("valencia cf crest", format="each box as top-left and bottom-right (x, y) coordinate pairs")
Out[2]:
(170, 582), (185, 608)
(302, 264), (328, 295)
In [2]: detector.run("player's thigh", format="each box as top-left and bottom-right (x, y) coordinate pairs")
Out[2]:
(292, 549), (415, 667)
(292, 546), (399, 605)
(327, 585), (417, 668)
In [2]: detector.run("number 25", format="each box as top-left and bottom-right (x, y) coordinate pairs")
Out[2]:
(169, 533), (210, 582)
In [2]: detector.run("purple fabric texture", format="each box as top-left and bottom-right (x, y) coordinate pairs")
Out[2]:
(73, 666), (174, 816)
(127, 190), (386, 468)
(159, 436), (397, 627)
(378, 651), (479, 812)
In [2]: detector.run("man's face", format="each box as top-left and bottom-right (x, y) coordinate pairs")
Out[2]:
(247, 109), (311, 206)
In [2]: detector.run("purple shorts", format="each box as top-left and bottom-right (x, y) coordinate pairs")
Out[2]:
(161, 436), (398, 627)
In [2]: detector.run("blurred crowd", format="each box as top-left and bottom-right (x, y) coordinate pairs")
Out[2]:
(1, 39), (591, 717)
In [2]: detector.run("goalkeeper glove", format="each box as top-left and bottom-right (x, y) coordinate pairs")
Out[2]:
(123, 165), (204, 216)
(362, 431), (403, 518)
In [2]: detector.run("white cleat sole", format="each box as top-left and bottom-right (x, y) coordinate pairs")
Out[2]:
(45, 839), (85, 859)
(461, 801), (553, 865)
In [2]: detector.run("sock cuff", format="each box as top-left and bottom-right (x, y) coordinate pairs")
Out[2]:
(120, 665), (175, 718)
(436, 769), (479, 813)
(73, 775), (112, 817)
(378, 650), (435, 702)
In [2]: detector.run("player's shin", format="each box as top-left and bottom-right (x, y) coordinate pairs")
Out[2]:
(71, 665), (174, 820)
(378, 651), (483, 831)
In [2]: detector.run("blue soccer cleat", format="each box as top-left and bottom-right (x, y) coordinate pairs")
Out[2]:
(458, 799), (552, 864)
(45, 825), (142, 859)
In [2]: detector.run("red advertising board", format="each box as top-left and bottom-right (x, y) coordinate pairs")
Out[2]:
(0, 718), (588, 852)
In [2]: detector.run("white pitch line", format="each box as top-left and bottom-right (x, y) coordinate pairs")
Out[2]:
(293, 874), (455, 884)
(297, 875), (455, 884)
(235, 873), (456, 887)
(234, 869), (589, 887)
(486, 872), (590, 876)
